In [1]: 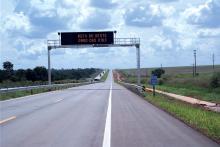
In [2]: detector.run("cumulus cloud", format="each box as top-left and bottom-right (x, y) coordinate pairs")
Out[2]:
(185, 0), (220, 28)
(80, 10), (111, 29)
(29, 0), (57, 17)
(1, 12), (31, 33)
(90, 0), (117, 9)
(1, 0), (220, 68)
(124, 4), (164, 27)
(197, 29), (220, 38)
(14, 0), (73, 38)
(149, 27), (182, 53)
(13, 38), (46, 59)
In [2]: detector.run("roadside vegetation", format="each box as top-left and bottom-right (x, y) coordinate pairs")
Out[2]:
(0, 61), (102, 88)
(0, 83), (88, 101)
(101, 70), (109, 81)
(117, 65), (220, 103)
(144, 92), (220, 143)
(0, 61), (107, 100)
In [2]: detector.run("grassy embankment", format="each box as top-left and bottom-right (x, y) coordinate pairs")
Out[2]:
(0, 79), (87, 89)
(144, 92), (220, 143)
(118, 65), (220, 103)
(0, 84), (82, 101)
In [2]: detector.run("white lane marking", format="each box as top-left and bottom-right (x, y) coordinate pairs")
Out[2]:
(102, 80), (112, 147)
(54, 98), (64, 103)
(0, 116), (16, 125)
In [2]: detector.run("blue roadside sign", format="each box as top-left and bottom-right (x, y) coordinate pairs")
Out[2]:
(151, 75), (158, 85)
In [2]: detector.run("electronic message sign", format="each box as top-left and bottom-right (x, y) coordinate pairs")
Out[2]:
(61, 31), (114, 45)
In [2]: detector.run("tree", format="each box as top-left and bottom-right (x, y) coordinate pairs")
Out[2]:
(0, 70), (6, 82)
(15, 69), (26, 81)
(25, 69), (36, 81)
(3, 61), (13, 71)
(151, 68), (165, 78)
(33, 66), (48, 81)
(3, 61), (14, 80)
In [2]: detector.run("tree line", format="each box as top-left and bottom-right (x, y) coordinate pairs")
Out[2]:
(0, 61), (101, 82)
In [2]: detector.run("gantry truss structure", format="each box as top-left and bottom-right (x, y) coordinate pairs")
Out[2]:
(47, 37), (141, 85)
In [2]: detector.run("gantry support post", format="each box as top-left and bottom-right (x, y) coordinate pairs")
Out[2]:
(136, 44), (141, 85)
(48, 46), (51, 85)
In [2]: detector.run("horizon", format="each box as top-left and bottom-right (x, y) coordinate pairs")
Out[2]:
(0, 61), (219, 70)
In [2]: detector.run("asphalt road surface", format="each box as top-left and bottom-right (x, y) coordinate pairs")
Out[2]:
(0, 72), (219, 147)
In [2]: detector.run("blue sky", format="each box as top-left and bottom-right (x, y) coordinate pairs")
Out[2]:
(0, 0), (220, 69)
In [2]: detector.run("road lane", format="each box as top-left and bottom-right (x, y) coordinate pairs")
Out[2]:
(1, 76), (112, 147)
(111, 82), (219, 147)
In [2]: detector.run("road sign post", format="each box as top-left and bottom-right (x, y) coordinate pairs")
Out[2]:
(153, 85), (155, 96)
(151, 75), (158, 96)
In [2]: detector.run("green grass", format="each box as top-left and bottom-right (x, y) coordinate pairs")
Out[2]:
(144, 93), (220, 142)
(146, 84), (220, 103)
(117, 69), (220, 103)
(0, 79), (88, 89)
(101, 70), (109, 81)
(0, 88), (51, 100)
(0, 83), (90, 101)
(119, 65), (220, 76)
(0, 86), (70, 101)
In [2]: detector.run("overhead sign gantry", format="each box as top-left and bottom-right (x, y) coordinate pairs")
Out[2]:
(47, 31), (141, 85)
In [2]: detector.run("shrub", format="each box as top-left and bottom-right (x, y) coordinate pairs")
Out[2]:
(210, 72), (220, 88)
(152, 68), (165, 78)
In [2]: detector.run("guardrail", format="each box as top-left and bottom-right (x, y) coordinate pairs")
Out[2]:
(0, 70), (107, 93)
(118, 81), (145, 97)
(0, 81), (97, 93)
(118, 81), (143, 89)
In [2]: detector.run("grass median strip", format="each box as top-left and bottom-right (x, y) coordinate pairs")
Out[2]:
(101, 70), (109, 81)
(144, 93), (220, 143)
(0, 84), (83, 101)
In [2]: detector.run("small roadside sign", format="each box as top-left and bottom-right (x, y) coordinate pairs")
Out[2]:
(151, 75), (157, 96)
(151, 75), (158, 86)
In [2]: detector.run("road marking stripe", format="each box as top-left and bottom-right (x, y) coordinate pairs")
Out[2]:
(102, 80), (112, 147)
(0, 116), (16, 125)
(55, 98), (63, 103)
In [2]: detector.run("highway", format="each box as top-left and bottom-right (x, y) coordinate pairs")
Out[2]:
(0, 72), (219, 147)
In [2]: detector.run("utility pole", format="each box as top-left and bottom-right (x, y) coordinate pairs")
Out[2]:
(194, 50), (197, 76)
(193, 63), (195, 77)
(212, 53), (215, 70)
(161, 64), (163, 69)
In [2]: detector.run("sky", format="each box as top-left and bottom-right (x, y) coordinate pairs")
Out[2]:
(0, 0), (220, 69)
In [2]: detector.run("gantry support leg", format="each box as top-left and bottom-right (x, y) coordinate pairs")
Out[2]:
(136, 44), (141, 85)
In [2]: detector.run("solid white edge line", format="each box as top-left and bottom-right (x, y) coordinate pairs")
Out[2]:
(0, 116), (16, 125)
(102, 80), (112, 147)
